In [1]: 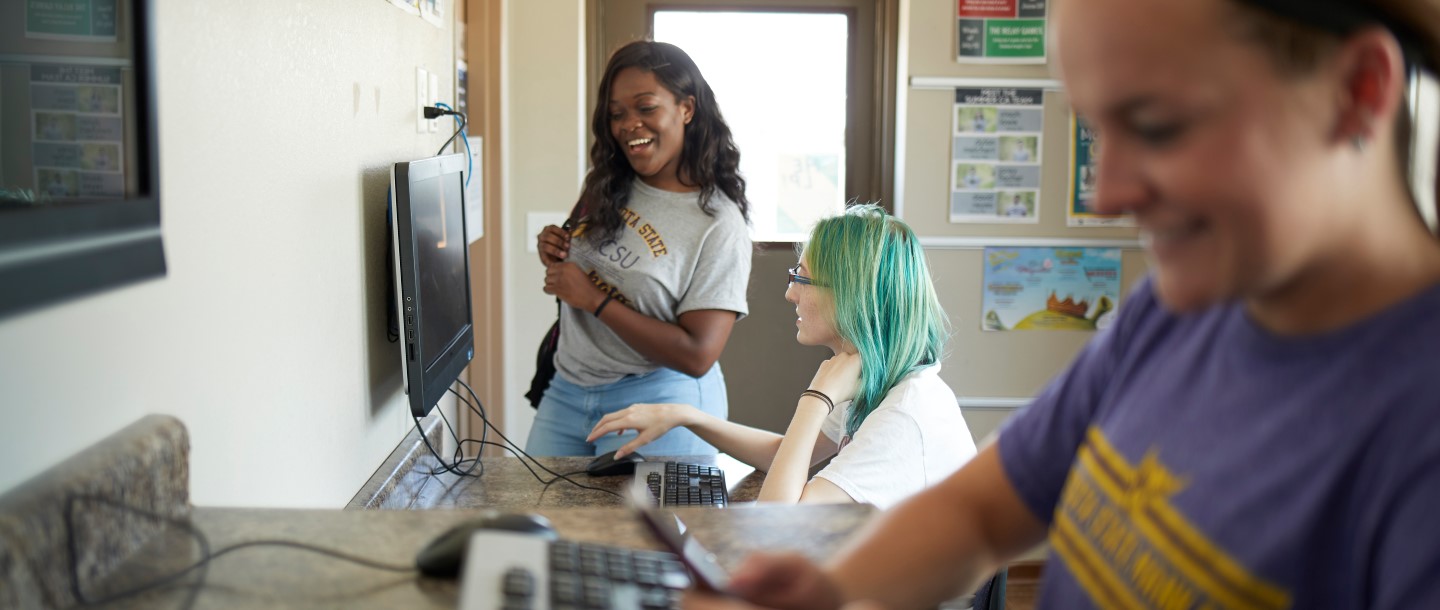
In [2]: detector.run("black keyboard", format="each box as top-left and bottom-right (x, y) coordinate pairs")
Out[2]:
(461, 532), (690, 610)
(637, 461), (727, 507)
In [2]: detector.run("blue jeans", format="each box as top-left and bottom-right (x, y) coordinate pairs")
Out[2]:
(525, 365), (728, 457)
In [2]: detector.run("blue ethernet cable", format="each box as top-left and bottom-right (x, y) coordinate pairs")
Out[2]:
(433, 102), (472, 188)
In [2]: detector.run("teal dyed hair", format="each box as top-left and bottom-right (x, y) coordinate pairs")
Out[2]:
(803, 204), (949, 437)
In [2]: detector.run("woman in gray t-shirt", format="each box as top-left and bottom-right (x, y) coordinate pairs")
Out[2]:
(528, 41), (752, 457)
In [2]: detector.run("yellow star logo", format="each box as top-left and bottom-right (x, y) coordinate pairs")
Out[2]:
(1119, 449), (1187, 511)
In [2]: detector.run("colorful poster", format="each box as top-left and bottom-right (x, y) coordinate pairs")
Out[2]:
(951, 87), (1043, 224)
(26, 0), (117, 41)
(957, 0), (1047, 64)
(387, 0), (421, 15)
(30, 64), (125, 199)
(981, 247), (1121, 332)
(1066, 114), (1134, 227)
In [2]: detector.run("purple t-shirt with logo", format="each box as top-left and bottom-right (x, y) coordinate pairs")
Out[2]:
(999, 277), (1440, 609)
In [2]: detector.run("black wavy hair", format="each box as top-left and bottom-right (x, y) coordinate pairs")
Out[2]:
(576, 41), (749, 241)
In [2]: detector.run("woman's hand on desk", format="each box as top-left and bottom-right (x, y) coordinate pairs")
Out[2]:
(588, 403), (697, 459)
(681, 552), (848, 610)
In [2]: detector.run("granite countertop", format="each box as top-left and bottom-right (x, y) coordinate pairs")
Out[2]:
(350, 450), (766, 511)
(1, 416), (849, 609)
(91, 503), (876, 609)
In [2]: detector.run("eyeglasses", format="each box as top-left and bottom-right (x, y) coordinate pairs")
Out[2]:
(787, 265), (820, 287)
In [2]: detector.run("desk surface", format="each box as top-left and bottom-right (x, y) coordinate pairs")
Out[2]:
(95, 503), (876, 609)
(356, 453), (767, 511)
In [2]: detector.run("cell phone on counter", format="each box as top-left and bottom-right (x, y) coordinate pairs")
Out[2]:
(627, 481), (732, 593)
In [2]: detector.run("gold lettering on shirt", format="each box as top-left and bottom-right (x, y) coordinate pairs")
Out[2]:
(617, 208), (667, 257)
(1050, 427), (1292, 610)
(619, 207), (642, 228)
(585, 270), (631, 308)
(576, 209), (668, 258)
(636, 223), (667, 257)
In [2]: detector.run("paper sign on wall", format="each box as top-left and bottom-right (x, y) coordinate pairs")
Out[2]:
(26, 0), (117, 41)
(1066, 114), (1134, 227)
(957, 0), (1047, 64)
(466, 137), (484, 244)
(981, 247), (1121, 332)
(30, 64), (125, 199)
(950, 87), (1044, 224)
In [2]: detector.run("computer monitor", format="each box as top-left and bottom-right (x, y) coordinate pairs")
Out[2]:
(1, 0), (167, 318)
(389, 153), (474, 417)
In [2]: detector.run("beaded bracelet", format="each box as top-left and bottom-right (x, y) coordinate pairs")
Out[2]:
(800, 389), (835, 414)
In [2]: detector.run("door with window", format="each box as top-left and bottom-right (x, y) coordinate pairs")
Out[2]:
(591, 0), (898, 433)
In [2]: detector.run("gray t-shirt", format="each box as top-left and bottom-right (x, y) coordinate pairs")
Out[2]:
(555, 179), (752, 386)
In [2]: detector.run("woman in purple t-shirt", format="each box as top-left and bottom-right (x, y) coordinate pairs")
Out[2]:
(685, 0), (1440, 609)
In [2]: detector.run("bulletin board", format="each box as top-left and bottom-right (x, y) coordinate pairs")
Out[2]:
(926, 247), (1148, 400)
(903, 77), (1138, 241)
(898, 74), (1147, 405)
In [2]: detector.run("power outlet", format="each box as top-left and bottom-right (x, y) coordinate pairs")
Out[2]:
(415, 67), (428, 134)
(428, 71), (440, 133)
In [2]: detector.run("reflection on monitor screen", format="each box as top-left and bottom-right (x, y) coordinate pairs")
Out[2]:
(411, 171), (468, 372)
(0, 0), (167, 319)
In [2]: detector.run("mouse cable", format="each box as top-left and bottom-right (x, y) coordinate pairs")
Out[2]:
(446, 383), (490, 457)
(456, 438), (621, 500)
(410, 411), (482, 479)
(409, 380), (495, 479)
(66, 493), (209, 610)
(424, 385), (489, 477)
(64, 495), (415, 609)
(437, 388), (603, 493)
(414, 431), (617, 499)
(415, 390), (487, 478)
(541, 470), (589, 488)
(455, 380), (622, 499)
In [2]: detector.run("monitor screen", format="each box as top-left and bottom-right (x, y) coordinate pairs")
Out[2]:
(390, 153), (473, 417)
(410, 169), (468, 371)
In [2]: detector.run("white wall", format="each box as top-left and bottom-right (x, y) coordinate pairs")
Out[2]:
(0, 0), (459, 507)
(500, 0), (588, 447)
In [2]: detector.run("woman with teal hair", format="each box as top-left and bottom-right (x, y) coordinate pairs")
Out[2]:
(588, 205), (977, 507)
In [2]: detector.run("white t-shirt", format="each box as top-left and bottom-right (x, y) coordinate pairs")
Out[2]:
(814, 364), (977, 509)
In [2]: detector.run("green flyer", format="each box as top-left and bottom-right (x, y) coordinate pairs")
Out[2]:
(957, 0), (1047, 64)
(26, 0), (117, 41)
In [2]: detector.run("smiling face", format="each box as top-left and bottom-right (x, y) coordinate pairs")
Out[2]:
(785, 256), (843, 353)
(1055, 0), (1353, 312)
(607, 67), (695, 192)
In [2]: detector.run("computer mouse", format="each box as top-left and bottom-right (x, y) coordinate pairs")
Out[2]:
(586, 449), (646, 476)
(415, 512), (558, 578)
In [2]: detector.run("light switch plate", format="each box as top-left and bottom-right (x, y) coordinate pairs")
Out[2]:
(526, 212), (569, 253)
